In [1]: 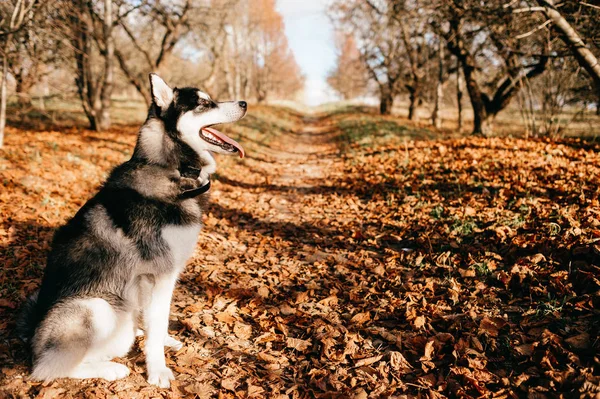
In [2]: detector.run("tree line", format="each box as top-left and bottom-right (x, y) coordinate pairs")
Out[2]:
(328, 0), (600, 135)
(0, 0), (305, 147)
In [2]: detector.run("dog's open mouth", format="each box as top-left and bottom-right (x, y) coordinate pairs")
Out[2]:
(200, 126), (245, 158)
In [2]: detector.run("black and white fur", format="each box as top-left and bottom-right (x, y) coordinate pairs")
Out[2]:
(17, 74), (247, 388)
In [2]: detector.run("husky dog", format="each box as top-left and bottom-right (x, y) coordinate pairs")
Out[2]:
(17, 74), (246, 388)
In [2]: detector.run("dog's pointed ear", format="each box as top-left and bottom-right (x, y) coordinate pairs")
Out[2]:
(149, 73), (174, 109)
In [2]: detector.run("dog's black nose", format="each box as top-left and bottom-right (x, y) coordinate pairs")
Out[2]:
(238, 101), (247, 109)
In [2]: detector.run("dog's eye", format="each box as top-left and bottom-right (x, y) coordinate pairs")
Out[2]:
(198, 99), (210, 107)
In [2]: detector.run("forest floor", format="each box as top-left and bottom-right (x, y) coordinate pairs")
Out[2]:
(0, 105), (599, 398)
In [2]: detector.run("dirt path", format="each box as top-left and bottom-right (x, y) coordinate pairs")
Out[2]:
(248, 115), (337, 224)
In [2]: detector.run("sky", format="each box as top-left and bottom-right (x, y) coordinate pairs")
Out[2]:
(276, 0), (338, 106)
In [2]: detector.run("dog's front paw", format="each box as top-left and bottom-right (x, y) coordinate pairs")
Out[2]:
(164, 335), (183, 351)
(100, 362), (131, 381)
(147, 366), (175, 388)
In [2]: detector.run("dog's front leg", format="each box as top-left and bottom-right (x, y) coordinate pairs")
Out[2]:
(144, 273), (177, 388)
(199, 151), (216, 185)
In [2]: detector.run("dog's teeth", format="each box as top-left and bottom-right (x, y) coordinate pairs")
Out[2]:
(202, 131), (216, 140)
(201, 130), (224, 144)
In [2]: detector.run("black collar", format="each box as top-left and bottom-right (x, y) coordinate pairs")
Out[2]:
(179, 179), (211, 199)
(178, 165), (210, 199)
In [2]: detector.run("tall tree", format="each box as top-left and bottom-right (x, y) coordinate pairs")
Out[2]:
(527, 0), (600, 114)
(250, 0), (304, 102)
(330, 0), (406, 115)
(211, 0), (304, 103)
(388, 1), (431, 121)
(7, 13), (63, 107)
(70, 0), (115, 131)
(0, 0), (41, 147)
(327, 34), (369, 100)
(436, 0), (549, 135)
(113, 0), (195, 104)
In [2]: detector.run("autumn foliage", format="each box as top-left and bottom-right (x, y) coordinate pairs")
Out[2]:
(327, 35), (369, 100)
(1, 106), (599, 397)
(248, 0), (304, 102)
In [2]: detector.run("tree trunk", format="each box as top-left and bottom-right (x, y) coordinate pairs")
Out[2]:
(432, 39), (444, 129)
(14, 70), (34, 106)
(445, 17), (490, 136)
(457, 59), (463, 133)
(474, 114), (493, 136)
(379, 87), (393, 115)
(72, 0), (114, 131)
(537, 0), (600, 88)
(73, 0), (95, 130)
(255, 72), (266, 103)
(536, 0), (600, 118)
(408, 86), (419, 121)
(98, 0), (113, 130)
(459, 56), (489, 136)
(256, 88), (266, 103)
(0, 47), (8, 148)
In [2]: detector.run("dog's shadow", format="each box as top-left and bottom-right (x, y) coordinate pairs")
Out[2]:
(0, 219), (55, 373)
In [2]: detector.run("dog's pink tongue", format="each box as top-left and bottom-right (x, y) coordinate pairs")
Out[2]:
(203, 127), (245, 158)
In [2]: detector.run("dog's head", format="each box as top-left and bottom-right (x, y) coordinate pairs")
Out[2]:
(149, 73), (246, 158)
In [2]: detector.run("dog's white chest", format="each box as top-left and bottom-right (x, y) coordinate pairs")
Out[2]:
(161, 224), (201, 268)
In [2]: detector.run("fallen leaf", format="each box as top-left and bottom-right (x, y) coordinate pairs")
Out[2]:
(286, 337), (311, 352)
(355, 354), (382, 367)
(233, 322), (252, 340)
(350, 312), (370, 325)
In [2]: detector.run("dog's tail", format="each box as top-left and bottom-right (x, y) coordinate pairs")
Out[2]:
(15, 291), (40, 342)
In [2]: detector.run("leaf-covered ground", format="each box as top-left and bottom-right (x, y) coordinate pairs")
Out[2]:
(1, 106), (599, 398)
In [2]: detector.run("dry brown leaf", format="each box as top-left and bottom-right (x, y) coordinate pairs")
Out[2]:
(233, 322), (252, 340)
(355, 354), (382, 367)
(515, 343), (534, 357)
(479, 316), (508, 337)
(565, 332), (591, 350)
(279, 303), (295, 316)
(257, 286), (270, 298)
(421, 340), (435, 362)
(389, 351), (413, 371)
(247, 384), (264, 397)
(35, 387), (66, 399)
(413, 315), (426, 329)
(286, 337), (311, 352)
(184, 383), (215, 398)
(221, 378), (237, 391)
(257, 352), (279, 363)
(350, 312), (370, 325)
(215, 311), (236, 325)
(319, 295), (338, 307)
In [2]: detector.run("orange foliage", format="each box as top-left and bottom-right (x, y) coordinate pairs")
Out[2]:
(327, 34), (369, 99)
(250, 0), (304, 102)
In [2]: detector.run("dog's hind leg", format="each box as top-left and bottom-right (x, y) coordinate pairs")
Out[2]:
(31, 298), (134, 382)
